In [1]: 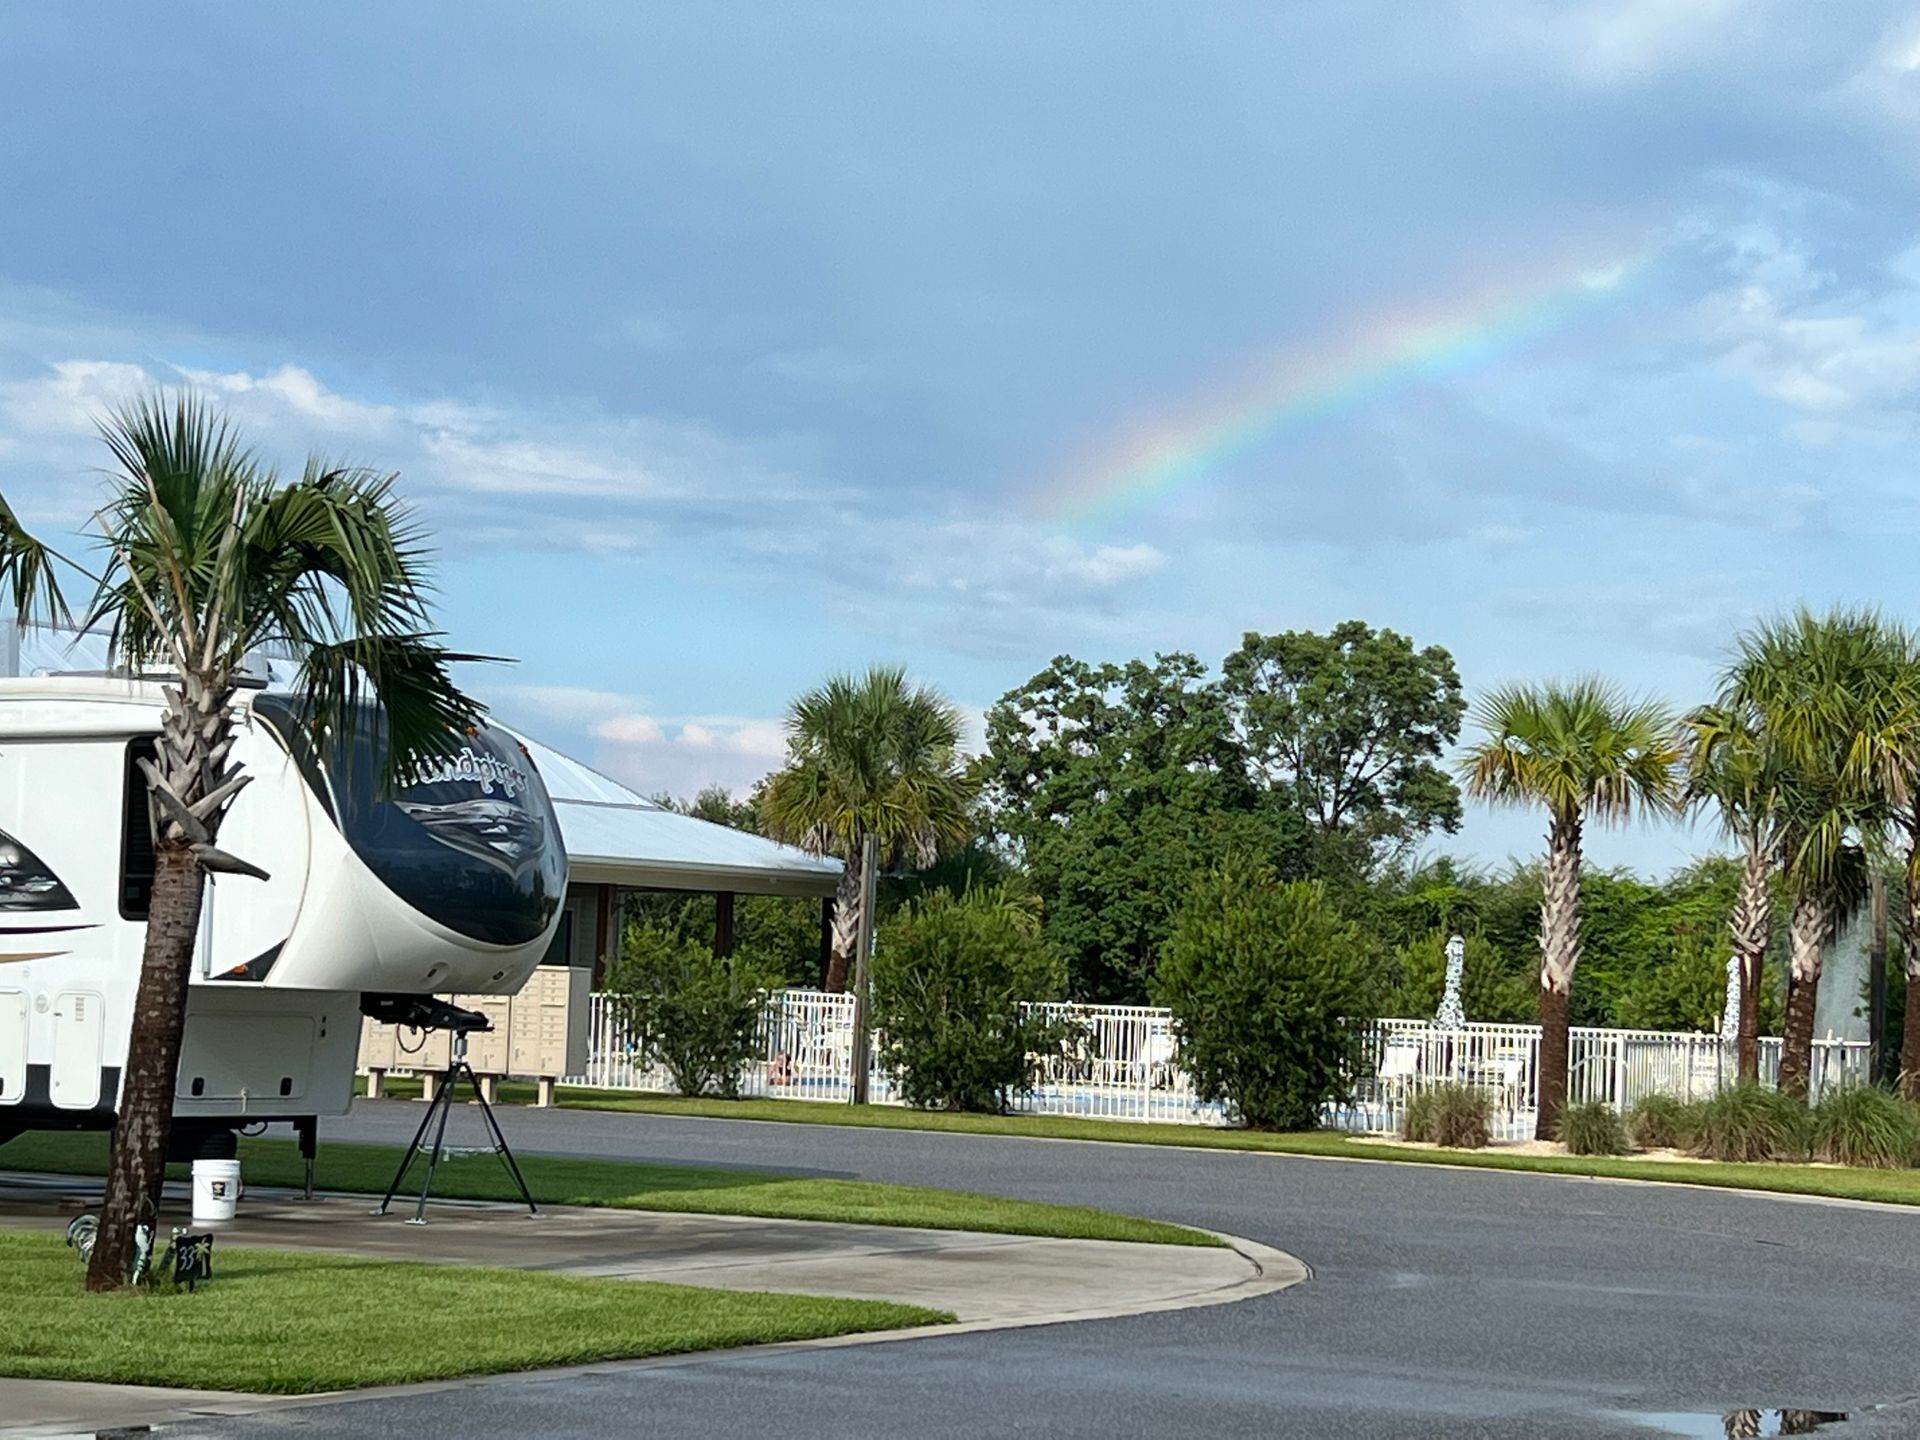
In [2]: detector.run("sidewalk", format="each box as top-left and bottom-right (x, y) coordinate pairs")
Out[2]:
(0, 1170), (1303, 1437)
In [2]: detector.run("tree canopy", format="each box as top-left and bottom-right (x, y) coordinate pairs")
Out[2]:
(1221, 620), (1465, 874)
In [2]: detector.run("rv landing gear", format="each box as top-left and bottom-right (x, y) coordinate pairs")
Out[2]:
(373, 1028), (537, 1225)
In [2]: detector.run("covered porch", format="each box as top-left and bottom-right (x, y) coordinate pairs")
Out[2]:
(515, 733), (842, 984)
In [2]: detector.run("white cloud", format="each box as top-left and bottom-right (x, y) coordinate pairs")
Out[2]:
(1044, 540), (1167, 587)
(595, 713), (667, 745)
(589, 711), (791, 799)
(0, 359), (153, 435)
(493, 684), (646, 726)
(1694, 216), (1920, 423)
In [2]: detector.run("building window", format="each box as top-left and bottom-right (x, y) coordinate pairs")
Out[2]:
(120, 740), (157, 920)
(542, 909), (574, 968)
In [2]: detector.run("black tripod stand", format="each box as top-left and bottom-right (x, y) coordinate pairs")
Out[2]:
(374, 1025), (538, 1225)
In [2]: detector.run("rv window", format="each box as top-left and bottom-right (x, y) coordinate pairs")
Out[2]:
(0, 828), (78, 911)
(120, 740), (157, 920)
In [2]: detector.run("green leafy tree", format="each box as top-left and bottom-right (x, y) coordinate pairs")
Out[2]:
(1459, 680), (1683, 1138)
(871, 888), (1074, 1112)
(1153, 860), (1381, 1130)
(980, 652), (1308, 1001)
(760, 666), (974, 992)
(1719, 608), (1901, 1098)
(0, 394), (483, 1288)
(1221, 621), (1465, 877)
(607, 923), (771, 1098)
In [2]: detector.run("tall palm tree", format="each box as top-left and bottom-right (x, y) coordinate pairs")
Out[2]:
(1460, 680), (1682, 1138)
(1, 394), (482, 1288)
(1686, 700), (1785, 1082)
(1811, 615), (1920, 1097)
(760, 665), (974, 992)
(1720, 608), (1902, 1100)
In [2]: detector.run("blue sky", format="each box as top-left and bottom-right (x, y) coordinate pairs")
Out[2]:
(5, 2), (1920, 874)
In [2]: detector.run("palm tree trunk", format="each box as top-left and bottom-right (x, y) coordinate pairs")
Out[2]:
(1730, 840), (1771, 1083)
(1535, 809), (1582, 1140)
(1901, 863), (1920, 1100)
(85, 846), (204, 1290)
(1777, 887), (1828, 1102)
(823, 858), (861, 994)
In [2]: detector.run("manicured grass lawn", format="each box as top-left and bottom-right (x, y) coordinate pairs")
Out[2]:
(0, 1130), (1216, 1248)
(0, 1229), (942, 1394)
(395, 1084), (1920, 1210)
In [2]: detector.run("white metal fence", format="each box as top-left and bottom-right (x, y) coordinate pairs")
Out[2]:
(565, 989), (1871, 1137)
(1341, 1019), (1870, 1141)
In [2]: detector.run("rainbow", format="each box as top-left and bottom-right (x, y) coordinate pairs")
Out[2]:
(1037, 256), (1648, 526)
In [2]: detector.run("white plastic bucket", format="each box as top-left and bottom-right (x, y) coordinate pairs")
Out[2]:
(191, 1158), (242, 1222)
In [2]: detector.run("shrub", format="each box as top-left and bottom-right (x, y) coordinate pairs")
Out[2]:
(1153, 861), (1381, 1131)
(1401, 1083), (1494, 1148)
(1809, 1085), (1920, 1169)
(1690, 1083), (1810, 1163)
(607, 923), (770, 1098)
(1559, 1100), (1629, 1156)
(871, 888), (1077, 1112)
(1627, 1093), (1700, 1151)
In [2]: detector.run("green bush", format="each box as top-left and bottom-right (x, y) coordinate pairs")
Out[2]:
(1689, 1083), (1810, 1163)
(1153, 861), (1381, 1131)
(1627, 1093), (1700, 1151)
(871, 888), (1077, 1113)
(607, 924), (771, 1098)
(1401, 1083), (1494, 1148)
(1809, 1085), (1920, 1169)
(1559, 1100), (1629, 1156)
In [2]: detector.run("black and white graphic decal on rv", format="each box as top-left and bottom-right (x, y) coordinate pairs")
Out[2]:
(0, 828), (78, 912)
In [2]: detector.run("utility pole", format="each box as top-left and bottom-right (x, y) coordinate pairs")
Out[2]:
(849, 832), (878, 1106)
(1871, 871), (1889, 1083)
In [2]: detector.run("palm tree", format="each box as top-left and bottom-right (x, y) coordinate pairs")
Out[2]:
(760, 665), (974, 992)
(1686, 700), (1785, 1082)
(1820, 614), (1920, 1098)
(1719, 608), (1902, 1100)
(1459, 680), (1682, 1138)
(0, 394), (483, 1288)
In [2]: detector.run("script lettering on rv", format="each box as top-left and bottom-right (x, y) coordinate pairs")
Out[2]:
(401, 746), (528, 799)
(395, 746), (545, 879)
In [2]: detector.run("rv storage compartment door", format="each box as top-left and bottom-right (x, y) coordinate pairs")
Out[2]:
(0, 990), (24, 1102)
(50, 990), (104, 1108)
(176, 1015), (315, 1103)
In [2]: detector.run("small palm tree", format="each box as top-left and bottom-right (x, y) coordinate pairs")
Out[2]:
(1721, 608), (1903, 1099)
(760, 666), (974, 992)
(1686, 700), (1785, 1082)
(1459, 680), (1682, 1138)
(1, 394), (483, 1288)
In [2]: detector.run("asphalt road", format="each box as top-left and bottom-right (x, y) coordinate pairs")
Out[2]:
(172, 1102), (1920, 1439)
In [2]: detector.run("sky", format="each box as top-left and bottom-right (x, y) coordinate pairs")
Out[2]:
(4, 2), (1920, 876)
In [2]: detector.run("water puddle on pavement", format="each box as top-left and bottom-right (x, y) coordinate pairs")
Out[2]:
(1624, 1409), (1851, 1437)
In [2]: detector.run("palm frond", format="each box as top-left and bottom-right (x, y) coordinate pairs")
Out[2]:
(1457, 677), (1682, 828)
(0, 492), (71, 626)
(299, 633), (490, 788)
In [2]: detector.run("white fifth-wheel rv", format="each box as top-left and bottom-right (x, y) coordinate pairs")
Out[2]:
(0, 674), (569, 1157)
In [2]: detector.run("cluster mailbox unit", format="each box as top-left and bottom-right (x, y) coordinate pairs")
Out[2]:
(0, 674), (570, 1160)
(358, 963), (589, 1105)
